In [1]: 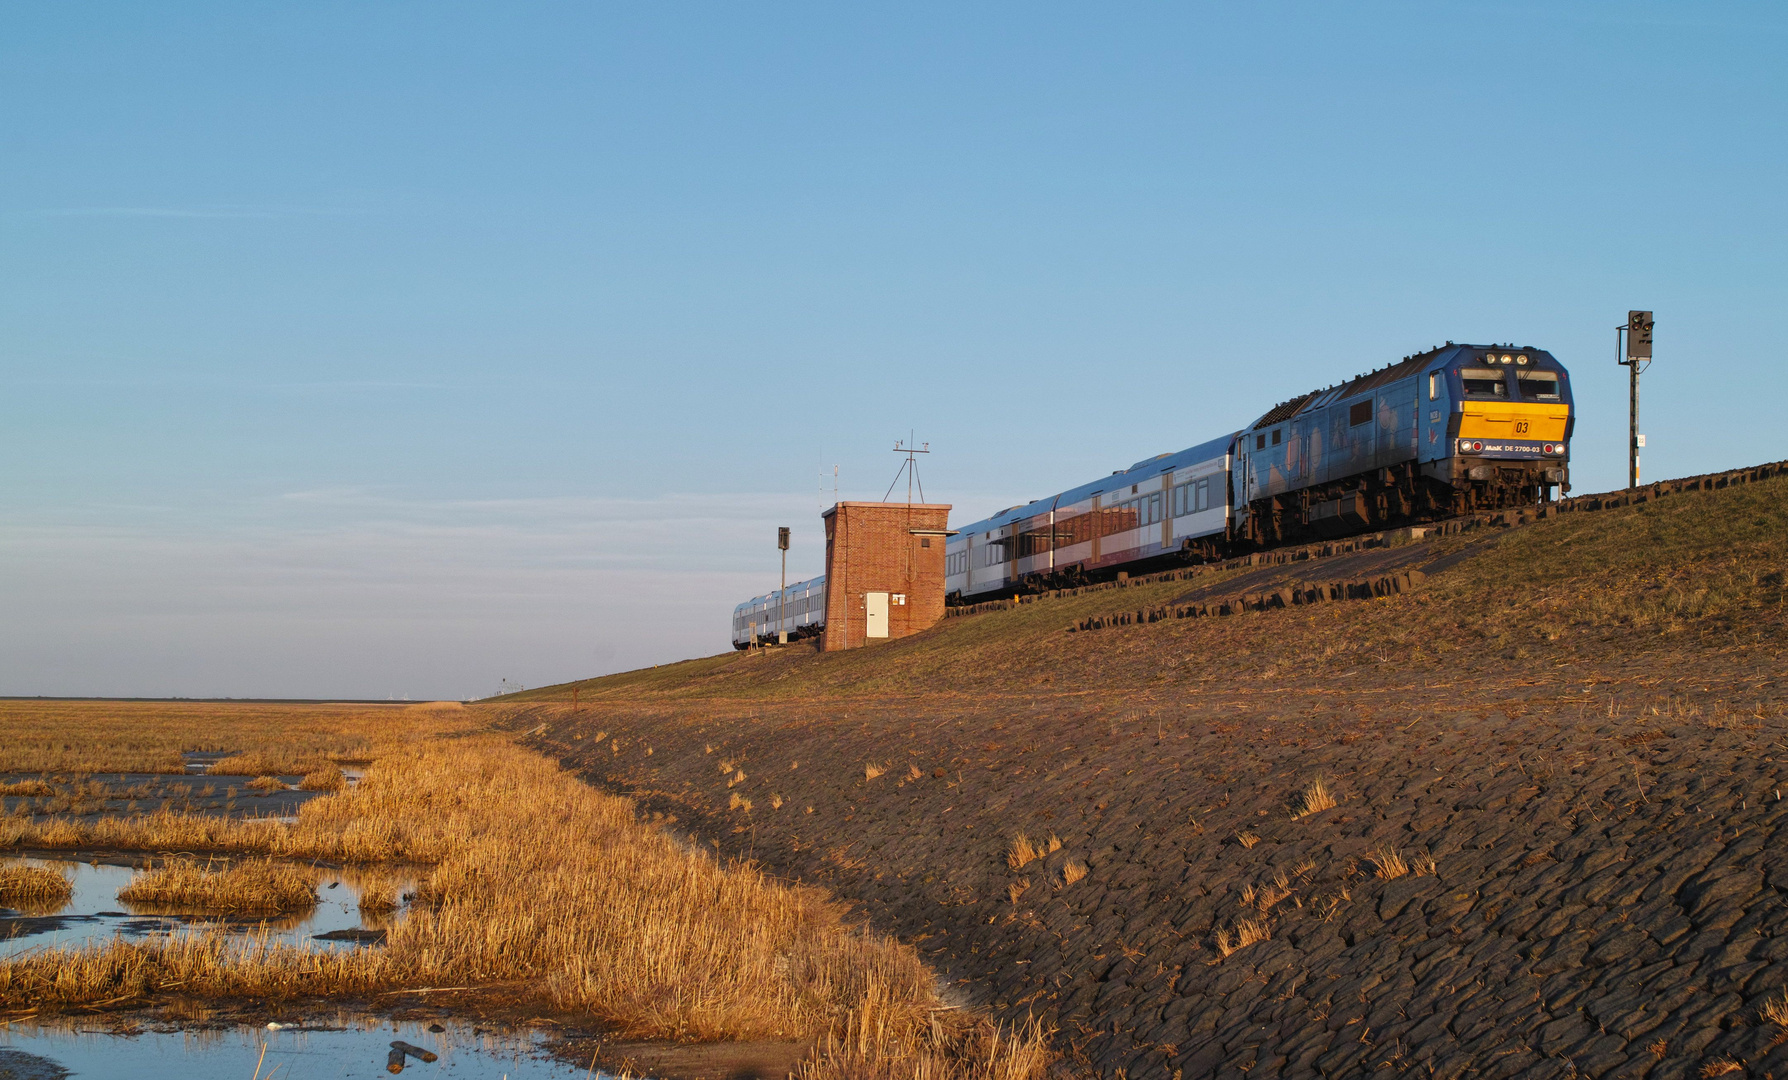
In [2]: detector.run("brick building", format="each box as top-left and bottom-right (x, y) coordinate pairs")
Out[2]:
(821, 501), (952, 651)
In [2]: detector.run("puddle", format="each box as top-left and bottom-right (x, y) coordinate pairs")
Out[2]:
(0, 1018), (624, 1079)
(3, 772), (321, 822)
(182, 751), (229, 775)
(0, 855), (414, 958)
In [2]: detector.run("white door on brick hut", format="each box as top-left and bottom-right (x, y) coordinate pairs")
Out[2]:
(865, 592), (890, 638)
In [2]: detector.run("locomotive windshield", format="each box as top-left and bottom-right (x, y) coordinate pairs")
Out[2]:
(1517, 371), (1561, 399)
(1460, 368), (1509, 397)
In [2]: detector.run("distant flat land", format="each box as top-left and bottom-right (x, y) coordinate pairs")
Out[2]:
(505, 465), (1788, 1079)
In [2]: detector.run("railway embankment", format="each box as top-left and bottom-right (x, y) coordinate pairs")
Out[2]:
(503, 464), (1788, 1079)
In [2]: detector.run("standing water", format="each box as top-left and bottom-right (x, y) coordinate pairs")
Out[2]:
(0, 855), (413, 958)
(0, 1018), (631, 1078)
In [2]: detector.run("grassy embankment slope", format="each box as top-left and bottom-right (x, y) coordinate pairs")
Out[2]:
(522, 471), (1786, 707)
(507, 471), (1788, 1080)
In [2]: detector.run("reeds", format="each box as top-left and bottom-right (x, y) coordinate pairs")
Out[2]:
(1290, 776), (1338, 818)
(1005, 833), (1060, 871)
(0, 699), (460, 775)
(0, 780), (53, 797)
(795, 979), (1053, 1080)
(0, 864), (73, 909)
(300, 764), (346, 792)
(0, 732), (1056, 1076)
(1365, 845), (1409, 880)
(1213, 918), (1271, 958)
(356, 879), (401, 915)
(246, 775), (287, 793)
(117, 858), (316, 915)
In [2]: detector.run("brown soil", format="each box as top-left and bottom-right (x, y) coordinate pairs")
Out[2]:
(503, 466), (1788, 1079)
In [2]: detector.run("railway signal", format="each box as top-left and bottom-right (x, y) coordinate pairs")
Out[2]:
(777, 526), (790, 645)
(1618, 310), (1654, 488)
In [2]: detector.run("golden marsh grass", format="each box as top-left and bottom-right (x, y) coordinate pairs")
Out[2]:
(0, 717), (1052, 1077)
(0, 864), (72, 909)
(117, 858), (316, 915)
(0, 699), (464, 775)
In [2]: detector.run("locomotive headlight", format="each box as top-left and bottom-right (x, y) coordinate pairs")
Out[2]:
(1500, 354), (1513, 365)
(1516, 354), (1529, 365)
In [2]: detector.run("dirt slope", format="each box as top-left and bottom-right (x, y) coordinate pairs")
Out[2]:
(498, 466), (1788, 1080)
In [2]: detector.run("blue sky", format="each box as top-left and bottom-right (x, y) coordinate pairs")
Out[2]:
(3, 3), (1784, 698)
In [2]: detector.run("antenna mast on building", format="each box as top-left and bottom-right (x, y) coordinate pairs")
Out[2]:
(883, 433), (929, 504)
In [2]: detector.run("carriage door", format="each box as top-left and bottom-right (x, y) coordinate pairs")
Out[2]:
(865, 592), (890, 639)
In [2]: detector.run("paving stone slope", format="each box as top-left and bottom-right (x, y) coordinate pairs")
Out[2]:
(520, 671), (1788, 1080)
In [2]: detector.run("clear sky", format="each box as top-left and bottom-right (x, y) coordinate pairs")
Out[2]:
(3, 3), (1784, 699)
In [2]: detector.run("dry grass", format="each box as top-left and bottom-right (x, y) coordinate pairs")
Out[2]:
(0, 780), (53, 797)
(0, 700), (459, 775)
(246, 775), (287, 793)
(1214, 918), (1271, 958)
(0, 932), (400, 1007)
(1290, 776), (1338, 818)
(356, 879), (401, 915)
(1762, 991), (1788, 1028)
(300, 764), (347, 792)
(1005, 833), (1060, 871)
(1365, 845), (1409, 880)
(117, 858), (316, 915)
(0, 864), (73, 909)
(1700, 1058), (1743, 1078)
(796, 984), (1053, 1080)
(1235, 831), (1260, 849)
(0, 705), (1053, 1076)
(863, 762), (887, 781)
(1059, 857), (1088, 888)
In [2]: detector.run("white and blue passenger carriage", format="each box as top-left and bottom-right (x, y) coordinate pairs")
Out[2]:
(731, 575), (827, 649)
(944, 434), (1236, 600)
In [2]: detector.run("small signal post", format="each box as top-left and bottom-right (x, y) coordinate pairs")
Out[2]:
(1618, 310), (1654, 488)
(776, 526), (790, 645)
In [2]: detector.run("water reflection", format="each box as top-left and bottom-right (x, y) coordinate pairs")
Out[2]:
(0, 855), (415, 957)
(0, 1018), (622, 1079)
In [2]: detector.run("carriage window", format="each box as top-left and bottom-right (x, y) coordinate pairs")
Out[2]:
(1348, 402), (1371, 426)
(1517, 372), (1560, 399)
(1196, 478), (1210, 512)
(1461, 368), (1509, 397)
(1271, 428), (1282, 445)
(1255, 434), (1266, 450)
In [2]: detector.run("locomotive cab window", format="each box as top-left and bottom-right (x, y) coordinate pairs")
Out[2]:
(1348, 401), (1371, 426)
(1271, 428), (1281, 445)
(1255, 434), (1266, 451)
(1517, 371), (1560, 399)
(1461, 368), (1509, 397)
(1428, 372), (1440, 401)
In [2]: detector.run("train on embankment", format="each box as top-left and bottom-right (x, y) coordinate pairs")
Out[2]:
(734, 342), (1573, 647)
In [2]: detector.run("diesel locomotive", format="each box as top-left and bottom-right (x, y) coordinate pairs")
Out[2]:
(734, 342), (1572, 645)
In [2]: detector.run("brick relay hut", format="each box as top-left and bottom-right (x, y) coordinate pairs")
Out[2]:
(821, 501), (952, 651)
